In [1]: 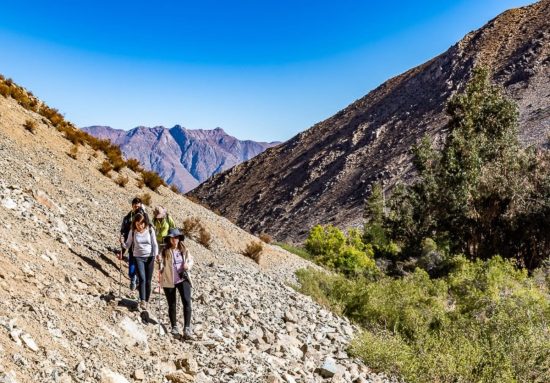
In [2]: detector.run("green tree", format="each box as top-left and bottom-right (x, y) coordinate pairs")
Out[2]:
(386, 68), (549, 267)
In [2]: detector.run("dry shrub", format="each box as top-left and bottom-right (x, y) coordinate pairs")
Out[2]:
(105, 146), (125, 171)
(0, 83), (10, 97)
(23, 119), (37, 134)
(181, 216), (212, 248)
(198, 226), (212, 248)
(67, 144), (79, 159)
(99, 160), (113, 176)
(126, 158), (142, 172)
(182, 217), (201, 237)
(170, 185), (180, 194)
(259, 232), (272, 244)
(140, 193), (152, 206)
(243, 241), (263, 264)
(115, 174), (129, 188)
(39, 105), (64, 127)
(140, 170), (165, 192)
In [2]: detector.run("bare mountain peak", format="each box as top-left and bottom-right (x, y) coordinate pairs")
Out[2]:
(83, 125), (278, 192)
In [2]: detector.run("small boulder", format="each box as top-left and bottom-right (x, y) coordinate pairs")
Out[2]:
(165, 371), (194, 383)
(317, 357), (339, 378)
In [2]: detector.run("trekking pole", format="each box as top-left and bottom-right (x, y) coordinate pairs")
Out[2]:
(118, 250), (122, 298)
(157, 268), (163, 336)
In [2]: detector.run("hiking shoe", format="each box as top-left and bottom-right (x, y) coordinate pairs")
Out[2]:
(139, 301), (147, 311)
(183, 328), (193, 340)
(170, 326), (179, 336)
(129, 280), (136, 291)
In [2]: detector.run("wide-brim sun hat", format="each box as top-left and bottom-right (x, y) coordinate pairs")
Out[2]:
(154, 206), (166, 219)
(164, 228), (185, 242)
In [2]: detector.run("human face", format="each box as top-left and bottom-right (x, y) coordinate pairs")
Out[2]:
(135, 220), (146, 232)
(170, 236), (179, 248)
(132, 202), (141, 211)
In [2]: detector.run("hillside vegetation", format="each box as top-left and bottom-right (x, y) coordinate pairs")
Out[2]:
(294, 69), (550, 383)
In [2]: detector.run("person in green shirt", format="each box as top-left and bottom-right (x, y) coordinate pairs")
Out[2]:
(152, 206), (176, 252)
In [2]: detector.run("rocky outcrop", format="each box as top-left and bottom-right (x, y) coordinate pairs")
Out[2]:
(0, 89), (388, 382)
(190, 0), (550, 242)
(83, 125), (279, 192)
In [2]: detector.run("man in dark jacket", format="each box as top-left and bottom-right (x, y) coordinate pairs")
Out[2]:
(120, 197), (151, 290)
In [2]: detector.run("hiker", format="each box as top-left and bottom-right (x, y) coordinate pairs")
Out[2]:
(158, 228), (194, 339)
(122, 212), (158, 310)
(152, 205), (176, 253)
(120, 197), (150, 290)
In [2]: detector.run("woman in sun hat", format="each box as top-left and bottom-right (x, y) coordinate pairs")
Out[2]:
(152, 205), (176, 252)
(158, 228), (194, 339)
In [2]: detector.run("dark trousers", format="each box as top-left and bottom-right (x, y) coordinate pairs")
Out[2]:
(163, 281), (192, 329)
(135, 256), (154, 302)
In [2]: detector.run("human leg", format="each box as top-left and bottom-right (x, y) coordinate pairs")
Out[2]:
(134, 257), (147, 303)
(178, 281), (192, 335)
(128, 250), (138, 289)
(163, 287), (177, 329)
(144, 256), (154, 302)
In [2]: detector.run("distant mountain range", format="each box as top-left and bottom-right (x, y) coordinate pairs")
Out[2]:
(82, 125), (279, 192)
(190, 0), (550, 242)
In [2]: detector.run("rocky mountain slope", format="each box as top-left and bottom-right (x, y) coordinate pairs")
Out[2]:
(0, 93), (389, 382)
(190, 0), (550, 242)
(82, 125), (278, 192)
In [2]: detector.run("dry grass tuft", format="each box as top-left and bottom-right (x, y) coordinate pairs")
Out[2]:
(126, 158), (142, 172)
(182, 217), (201, 237)
(115, 174), (129, 188)
(243, 241), (263, 264)
(259, 232), (272, 244)
(67, 144), (79, 159)
(98, 160), (113, 176)
(23, 119), (37, 134)
(140, 193), (152, 206)
(170, 185), (180, 194)
(198, 226), (212, 248)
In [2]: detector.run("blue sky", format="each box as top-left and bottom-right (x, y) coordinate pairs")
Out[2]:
(0, 0), (534, 142)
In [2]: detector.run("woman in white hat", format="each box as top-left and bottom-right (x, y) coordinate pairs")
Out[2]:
(152, 205), (175, 252)
(158, 228), (194, 339)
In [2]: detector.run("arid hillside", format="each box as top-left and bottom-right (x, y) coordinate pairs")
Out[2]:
(0, 87), (387, 382)
(190, 0), (550, 242)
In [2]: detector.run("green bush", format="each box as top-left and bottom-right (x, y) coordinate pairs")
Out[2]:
(305, 224), (346, 256)
(304, 225), (378, 276)
(295, 256), (550, 383)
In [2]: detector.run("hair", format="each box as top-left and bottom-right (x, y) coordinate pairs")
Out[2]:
(163, 237), (187, 258)
(132, 213), (149, 231)
(131, 197), (142, 205)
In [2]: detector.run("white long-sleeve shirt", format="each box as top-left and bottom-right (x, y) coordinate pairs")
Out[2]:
(124, 227), (158, 258)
